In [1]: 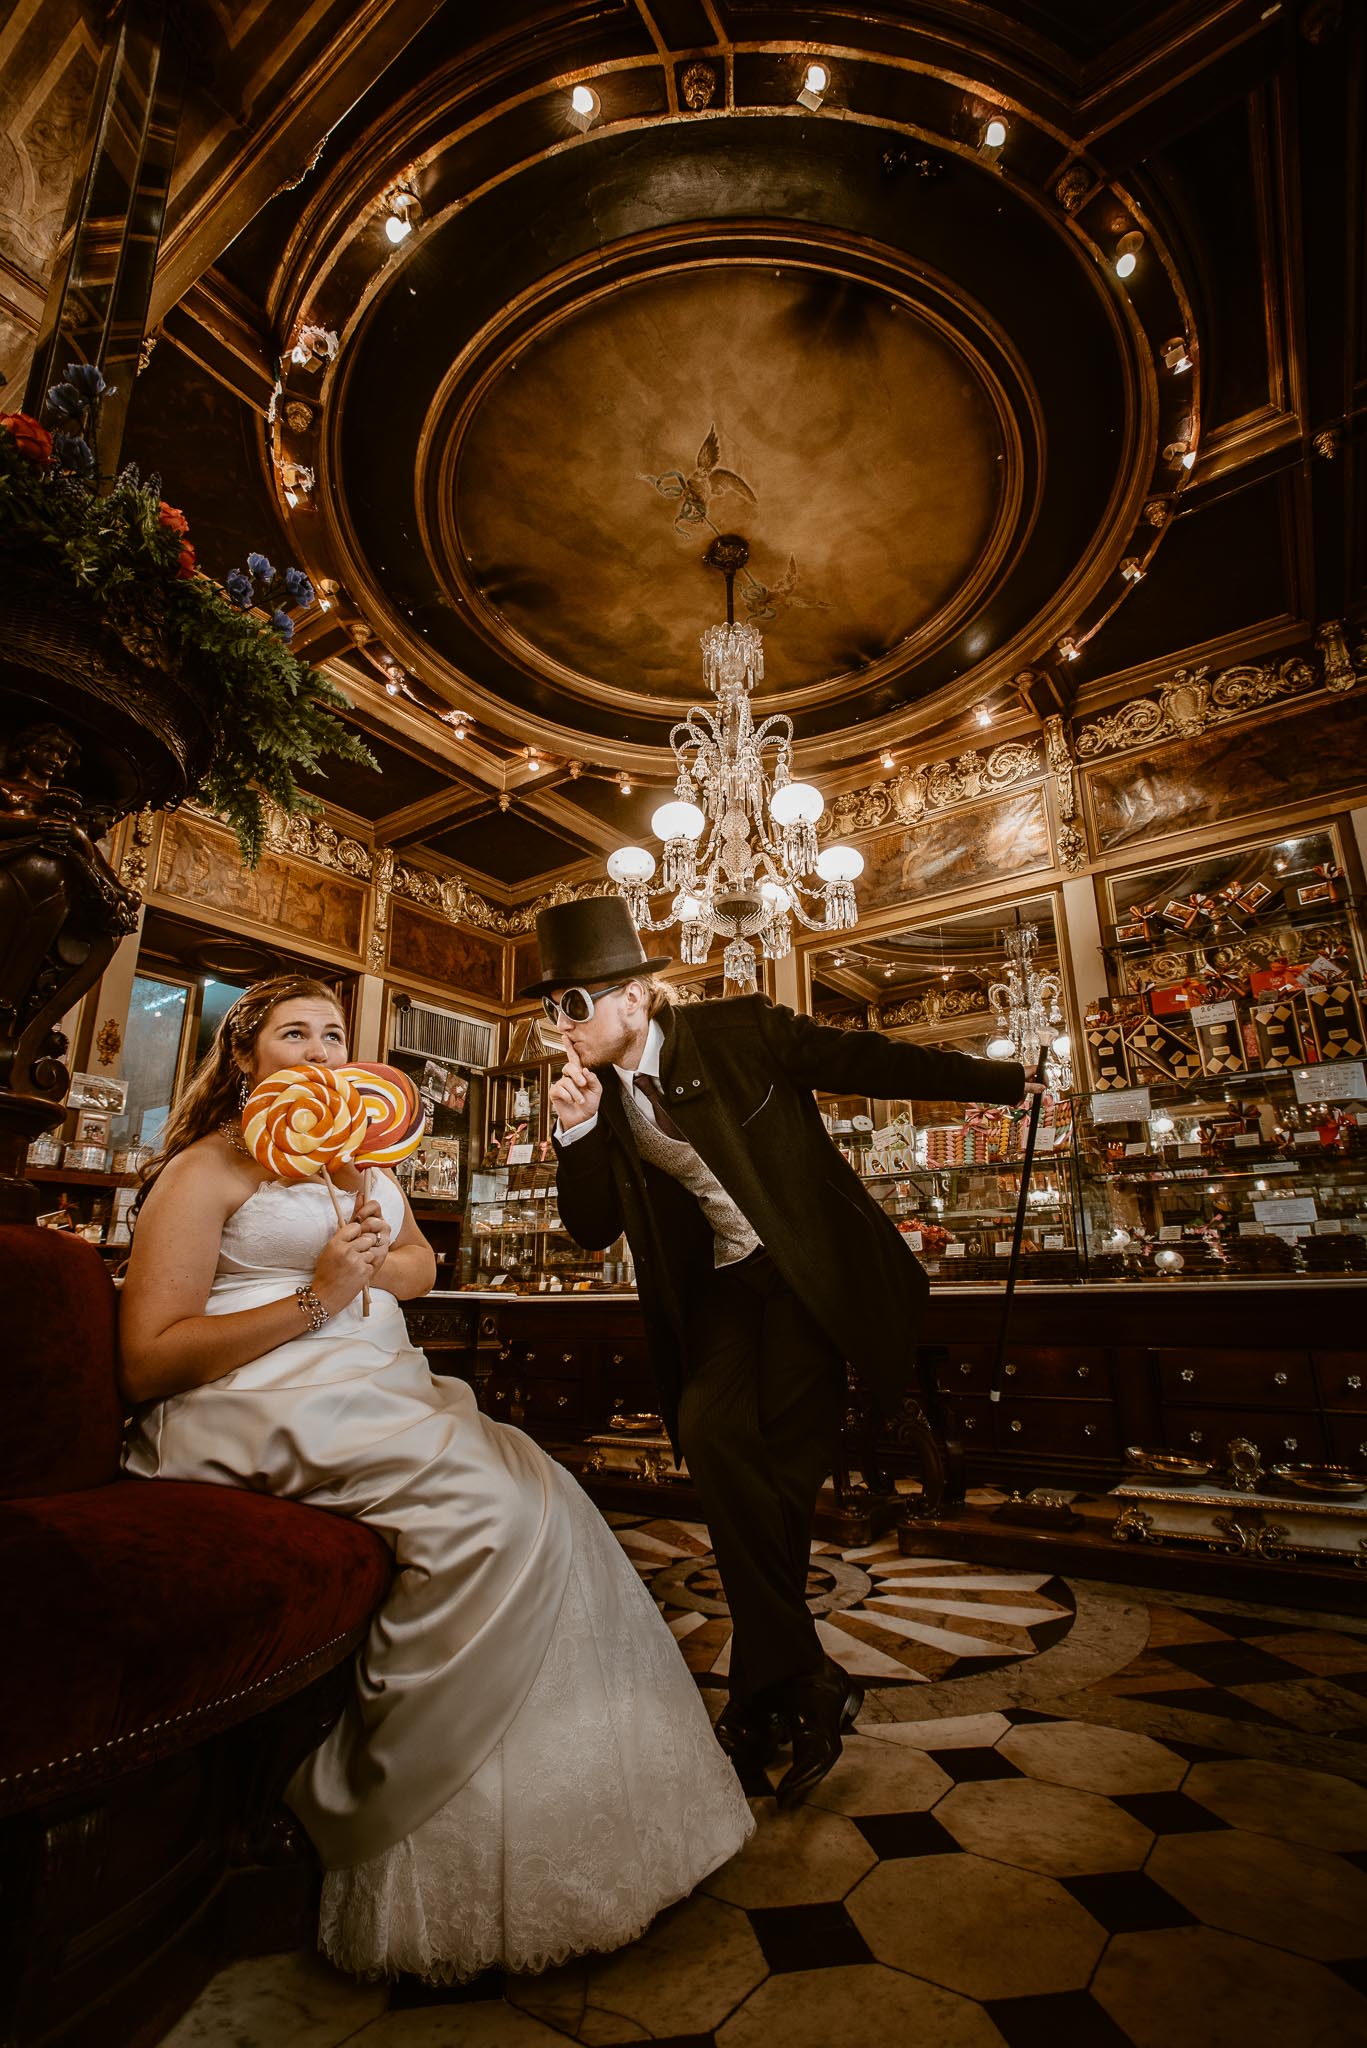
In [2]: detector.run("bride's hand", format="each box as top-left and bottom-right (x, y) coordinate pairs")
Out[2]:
(352, 1195), (392, 1270)
(312, 1217), (383, 1311)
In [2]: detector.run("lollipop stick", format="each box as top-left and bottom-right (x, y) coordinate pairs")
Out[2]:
(322, 1166), (370, 1316)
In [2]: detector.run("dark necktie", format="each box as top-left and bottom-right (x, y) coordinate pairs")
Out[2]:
(632, 1070), (685, 1142)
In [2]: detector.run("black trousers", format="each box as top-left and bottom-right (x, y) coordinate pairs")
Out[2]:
(676, 1249), (847, 1707)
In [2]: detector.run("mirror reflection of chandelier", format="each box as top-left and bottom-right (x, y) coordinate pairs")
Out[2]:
(985, 919), (1073, 1090)
(606, 536), (864, 993)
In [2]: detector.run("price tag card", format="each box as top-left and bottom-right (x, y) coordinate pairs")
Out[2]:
(1293, 1132), (1324, 1147)
(508, 1143), (535, 1165)
(1191, 1000), (1237, 1026)
(1124, 1140), (1149, 1156)
(1233, 1133), (1261, 1148)
(993, 1241), (1013, 1256)
(1177, 1142), (1203, 1157)
(904, 1230), (923, 1250)
(1253, 1196), (1317, 1226)
(1294, 1061), (1366, 1104)
(1159, 1224), (1184, 1240)
(944, 1241), (966, 1258)
(1090, 1086), (1151, 1124)
(1043, 1233), (1065, 1250)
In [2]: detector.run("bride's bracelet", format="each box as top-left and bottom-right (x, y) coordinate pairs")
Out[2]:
(295, 1283), (330, 1332)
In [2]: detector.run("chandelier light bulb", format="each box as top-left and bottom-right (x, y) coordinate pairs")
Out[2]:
(607, 846), (656, 885)
(769, 781), (824, 827)
(674, 891), (705, 922)
(986, 1033), (1017, 1060)
(760, 880), (793, 911)
(652, 799), (706, 842)
(1051, 1032), (1071, 1059)
(815, 844), (864, 883)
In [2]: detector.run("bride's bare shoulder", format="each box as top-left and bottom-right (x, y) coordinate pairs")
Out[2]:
(142, 1134), (258, 1215)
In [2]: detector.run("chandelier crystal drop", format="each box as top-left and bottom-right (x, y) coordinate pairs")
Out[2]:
(984, 921), (1073, 1091)
(608, 536), (862, 992)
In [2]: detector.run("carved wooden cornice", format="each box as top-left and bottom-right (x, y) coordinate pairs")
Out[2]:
(815, 739), (1044, 842)
(1073, 624), (1364, 762)
(389, 863), (613, 939)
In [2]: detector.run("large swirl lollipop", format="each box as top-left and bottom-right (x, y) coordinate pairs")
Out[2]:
(339, 1062), (427, 1173)
(242, 1063), (374, 1311)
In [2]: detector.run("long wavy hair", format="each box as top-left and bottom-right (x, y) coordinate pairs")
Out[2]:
(137, 974), (345, 1204)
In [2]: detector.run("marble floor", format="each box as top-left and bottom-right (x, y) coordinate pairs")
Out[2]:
(162, 1518), (1367, 2048)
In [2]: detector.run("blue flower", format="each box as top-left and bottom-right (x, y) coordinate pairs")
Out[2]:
(270, 609), (295, 642)
(225, 568), (254, 610)
(45, 382), (84, 421)
(64, 363), (110, 399)
(52, 433), (94, 474)
(283, 567), (314, 608)
(247, 552), (274, 582)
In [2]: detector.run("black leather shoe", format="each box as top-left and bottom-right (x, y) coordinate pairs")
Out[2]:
(774, 1664), (864, 1810)
(714, 1695), (782, 1775)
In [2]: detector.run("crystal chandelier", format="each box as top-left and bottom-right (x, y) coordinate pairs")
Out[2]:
(984, 919), (1073, 1090)
(606, 536), (864, 992)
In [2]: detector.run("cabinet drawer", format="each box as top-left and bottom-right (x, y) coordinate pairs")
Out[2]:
(524, 1378), (582, 1426)
(1162, 1406), (1326, 1464)
(403, 1301), (474, 1348)
(938, 1347), (994, 1395)
(1324, 1413), (1367, 1465)
(510, 1338), (591, 1375)
(946, 1393), (993, 1442)
(998, 1348), (1113, 1400)
(1314, 1351), (1367, 1410)
(993, 1400), (1120, 1458)
(1155, 1348), (1315, 1407)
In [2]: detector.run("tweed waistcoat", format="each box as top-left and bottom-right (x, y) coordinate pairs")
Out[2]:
(620, 1079), (759, 1268)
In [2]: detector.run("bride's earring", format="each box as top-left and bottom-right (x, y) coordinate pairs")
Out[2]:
(238, 1073), (250, 1109)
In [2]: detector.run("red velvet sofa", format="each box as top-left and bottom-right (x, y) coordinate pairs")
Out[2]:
(0, 1225), (392, 2047)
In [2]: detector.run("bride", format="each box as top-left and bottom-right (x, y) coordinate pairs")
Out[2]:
(119, 974), (751, 1983)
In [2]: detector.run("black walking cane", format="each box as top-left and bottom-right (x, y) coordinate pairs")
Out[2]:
(988, 1046), (1081, 1527)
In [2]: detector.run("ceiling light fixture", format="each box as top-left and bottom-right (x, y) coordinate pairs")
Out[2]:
(382, 186), (421, 244)
(1161, 335), (1193, 373)
(1120, 557), (1145, 582)
(568, 83), (600, 130)
(797, 61), (828, 109)
(975, 707), (993, 727)
(608, 533), (862, 991)
(881, 750), (896, 770)
(981, 115), (1008, 152)
(1114, 230), (1144, 279)
(1057, 634), (1081, 661)
(617, 771), (633, 796)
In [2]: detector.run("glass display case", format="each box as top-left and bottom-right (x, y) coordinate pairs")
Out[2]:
(457, 1146), (634, 1293)
(1077, 822), (1367, 1281)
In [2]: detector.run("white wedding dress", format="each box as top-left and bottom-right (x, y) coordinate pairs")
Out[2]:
(123, 1176), (752, 1981)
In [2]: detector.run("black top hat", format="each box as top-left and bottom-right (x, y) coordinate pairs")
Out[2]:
(518, 896), (673, 1000)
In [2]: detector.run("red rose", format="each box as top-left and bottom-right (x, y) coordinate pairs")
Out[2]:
(176, 541), (197, 580)
(0, 412), (53, 465)
(158, 501), (189, 536)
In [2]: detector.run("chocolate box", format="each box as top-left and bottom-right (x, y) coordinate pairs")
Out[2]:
(1306, 983), (1366, 1061)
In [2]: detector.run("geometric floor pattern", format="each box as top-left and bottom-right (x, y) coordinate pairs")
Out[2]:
(609, 1515), (1077, 1687)
(162, 1530), (1367, 2048)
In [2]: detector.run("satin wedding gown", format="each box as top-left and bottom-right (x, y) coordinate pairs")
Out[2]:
(123, 1175), (752, 1981)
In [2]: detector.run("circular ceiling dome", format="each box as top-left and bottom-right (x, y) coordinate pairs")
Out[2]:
(443, 264), (1016, 711)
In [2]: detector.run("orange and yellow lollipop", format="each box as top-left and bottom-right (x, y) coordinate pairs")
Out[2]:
(242, 1063), (370, 1184)
(339, 1062), (427, 1169)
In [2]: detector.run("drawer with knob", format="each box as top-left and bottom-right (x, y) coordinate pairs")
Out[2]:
(1161, 1406), (1327, 1466)
(1154, 1349), (1315, 1408)
(1324, 1411), (1367, 1465)
(991, 1348), (1113, 1401)
(989, 1399), (1120, 1458)
(1313, 1352), (1367, 1410)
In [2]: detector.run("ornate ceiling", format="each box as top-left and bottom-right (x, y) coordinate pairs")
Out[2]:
(3, 0), (1361, 902)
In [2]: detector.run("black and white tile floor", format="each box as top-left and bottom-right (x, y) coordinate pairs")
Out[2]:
(162, 1520), (1367, 2048)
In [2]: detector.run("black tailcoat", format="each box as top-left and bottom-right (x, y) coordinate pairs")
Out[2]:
(553, 996), (1026, 1445)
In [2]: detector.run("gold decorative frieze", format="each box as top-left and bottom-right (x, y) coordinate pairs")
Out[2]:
(1075, 629), (1365, 760)
(119, 805), (156, 892)
(878, 985), (988, 1028)
(259, 801), (373, 878)
(391, 863), (613, 939)
(817, 739), (1043, 841)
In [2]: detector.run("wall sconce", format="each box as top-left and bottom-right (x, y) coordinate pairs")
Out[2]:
(797, 61), (828, 110)
(1114, 231), (1144, 279)
(568, 84), (600, 131)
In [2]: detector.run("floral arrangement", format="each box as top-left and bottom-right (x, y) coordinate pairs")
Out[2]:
(0, 363), (375, 864)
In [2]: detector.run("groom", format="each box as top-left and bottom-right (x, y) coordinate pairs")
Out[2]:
(526, 898), (1030, 1805)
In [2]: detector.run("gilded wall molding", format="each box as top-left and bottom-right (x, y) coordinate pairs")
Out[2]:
(816, 739), (1043, 842)
(391, 863), (613, 939)
(879, 985), (989, 1028)
(1074, 625), (1365, 762)
(259, 800), (373, 878)
(1043, 715), (1087, 873)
